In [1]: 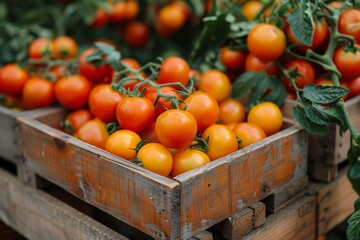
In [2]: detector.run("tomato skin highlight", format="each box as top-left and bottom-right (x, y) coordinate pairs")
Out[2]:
(158, 56), (190, 87)
(171, 148), (211, 177)
(22, 77), (55, 109)
(76, 118), (109, 150)
(155, 109), (197, 149)
(198, 70), (231, 102)
(137, 143), (173, 177)
(333, 48), (360, 81)
(201, 124), (238, 161)
(105, 130), (141, 160)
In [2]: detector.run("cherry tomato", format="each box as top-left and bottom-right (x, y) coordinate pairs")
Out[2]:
(52, 36), (78, 60)
(282, 59), (315, 90)
(110, 0), (138, 22)
(157, 3), (186, 34)
(22, 77), (55, 109)
(155, 109), (197, 149)
(171, 148), (211, 177)
(348, 76), (360, 99)
(90, 8), (108, 28)
(245, 53), (279, 75)
(198, 70), (231, 102)
(88, 84), (123, 123)
(62, 109), (93, 135)
(218, 98), (246, 124)
(137, 143), (173, 177)
(286, 20), (329, 51)
(28, 37), (53, 60)
(220, 47), (246, 70)
(124, 21), (149, 48)
(0, 64), (29, 96)
(55, 75), (91, 110)
(145, 86), (183, 118)
(333, 48), (360, 81)
(233, 122), (266, 148)
(79, 48), (110, 82)
(184, 91), (219, 132)
(338, 9), (360, 44)
(116, 97), (155, 133)
(201, 124), (238, 161)
(242, 0), (262, 21)
(105, 130), (141, 160)
(76, 118), (109, 150)
(247, 23), (286, 61)
(247, 102), (283, 136)
(158, 56), (190, 87)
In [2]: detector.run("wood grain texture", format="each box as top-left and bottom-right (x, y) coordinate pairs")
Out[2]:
(222, 208), (254, 240)
(282, 95), (360, 182)
(0, 168), (127, 240)
(187, 231), (213, 240)
(0, 106), (58, 164)
(242, 196), (316, 240)
(249, 202), (266, 228)
(18, 110), (181, 240)
(176, 121), (308, 239)
(307, 167), (358, 236)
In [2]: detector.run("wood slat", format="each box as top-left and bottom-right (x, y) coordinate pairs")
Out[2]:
(17, 112), (181, 240)
(242, 196), (316, 240)
(0, 168), (127, 240)
(307, 167), (358, 236)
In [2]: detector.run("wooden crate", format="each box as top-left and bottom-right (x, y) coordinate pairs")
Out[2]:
(17, 108), (308, 240)
(307, 166), (358, 237)
(0, 106), (59, 164)
(241, 195), (316, 240)
(281, 95), (360, 182)
(0, 167), (128, 240)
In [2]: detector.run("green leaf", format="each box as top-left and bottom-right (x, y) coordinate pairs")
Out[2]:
(292, 105), (329, 136)
(347, 206), (360, 240)
(287, 1), (314, 46)
(302, 84), (350, 104)
(303, 103), (343, 127)
(257, 77), (287, 106)
(0, 3), (7, 21)
(231, 71), (261, 100)
(349, 161), (360, 196)
(186, 0), (205, 17)
(348, 144), (360, 167)
(190, 11), (232, 67)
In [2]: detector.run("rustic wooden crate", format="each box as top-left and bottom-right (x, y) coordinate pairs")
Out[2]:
(307, 166), (358, 237)
(241, 195), (316, 240)
(0, 167), (128, 240)
(0, 106), (59, 164)
(281, 95), (360, 182)
(17, 108), (308, 240)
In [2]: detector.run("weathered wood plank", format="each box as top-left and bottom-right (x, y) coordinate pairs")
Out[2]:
(18, 111), (181, 240)
(242, 196), (316, 240)
(249, 202), (266, 228)
(0, 168), (128, 240)
(0, 221), (26, 240)
(187, 231), (213, 240)
(307, 167), (358, 236)
(176, 122), (308, 239)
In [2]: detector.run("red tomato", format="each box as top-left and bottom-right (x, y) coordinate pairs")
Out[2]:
(171, 148), (211, 177)
(116, 97), (155, 133)
(220, 48), (246, 70)
(338, 9), (360, 44)
(137, 143), (173, 177)
(157, 3), (186, 34)
(333, 48), (360, 81)
(52, 36), (78, 60)
(76, 118), (109, 149)
(348, 76), (360, 99)
(144, 86), (183, 118)
(90, 8), (108, 28)
(124, 21), (149, 48)
(22, 77), (55, 109)
(109, 0), (138, 22)
(245, 53), (279, 75)
(28, 37), (53, 59)
(218, 98), (246, 124)
(88, 84), (123, 123)
(282, 59), (315, 91)
(105, 130), (141, 160)
(54, 75), (91, 110)
(158, 56), (190, 87)
(201, 124), (238, 161)
(247, 23), (286, 61)
(155, 109), (197, 149)
(0, 64), (29, 96)
(79, 48), (110, 82)
(184, 91), (219, 133)
(62, 109), (93, 135)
